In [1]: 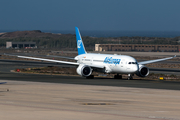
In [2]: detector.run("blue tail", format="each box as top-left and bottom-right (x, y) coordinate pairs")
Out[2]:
(75, 27), (86, 55)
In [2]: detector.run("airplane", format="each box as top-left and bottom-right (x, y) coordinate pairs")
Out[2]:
(9, 27), (176, 79)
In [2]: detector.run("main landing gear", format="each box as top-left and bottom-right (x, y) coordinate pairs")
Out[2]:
(114, 74), (122, 79)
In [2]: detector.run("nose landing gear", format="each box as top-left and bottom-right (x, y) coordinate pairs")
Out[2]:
(127, 74), (133, 80)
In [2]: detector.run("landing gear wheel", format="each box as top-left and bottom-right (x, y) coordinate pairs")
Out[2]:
(86, 75), (94, 79)
(127, 76), (133, 80)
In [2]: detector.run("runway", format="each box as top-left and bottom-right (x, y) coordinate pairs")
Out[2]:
(0, 59), (180, 120)
(0, 72), (180, 91)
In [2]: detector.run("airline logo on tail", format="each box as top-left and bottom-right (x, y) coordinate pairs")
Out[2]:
(77, 40), (82, 48)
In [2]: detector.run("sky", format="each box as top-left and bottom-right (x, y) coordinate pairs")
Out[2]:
(0, 0), (180, 31)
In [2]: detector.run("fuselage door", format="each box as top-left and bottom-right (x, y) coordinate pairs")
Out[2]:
(91, 57), (93, 65)
(120, 59), (125, 67)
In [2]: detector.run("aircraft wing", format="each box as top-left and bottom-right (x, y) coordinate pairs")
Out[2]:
(18, 56), (79, 66)
(4, 53), (105, 68)
(46, 55), (75, 60)
(138, 55), (176, 65)
(17, 55), (105, 68)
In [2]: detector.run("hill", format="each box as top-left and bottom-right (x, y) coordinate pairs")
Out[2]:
(0, 30), (180, 50)
(0, 30), (78, 49)
(0, 30), (73, 38)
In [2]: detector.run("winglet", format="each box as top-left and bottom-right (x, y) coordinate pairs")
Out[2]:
(174, 55), (176, 58)
(75, 27), (86, 55)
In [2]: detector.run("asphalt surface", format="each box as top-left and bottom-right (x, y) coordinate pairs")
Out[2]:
(2, 80), (180, 120)
(0, 59), (180, 91)
(1, 72), (180, 90)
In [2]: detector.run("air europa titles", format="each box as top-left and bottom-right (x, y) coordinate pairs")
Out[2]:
(103, 57), (121, 65)
(77, 40), (82, 48)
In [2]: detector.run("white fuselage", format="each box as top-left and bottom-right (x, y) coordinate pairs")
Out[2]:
(75, 53), (138, 74)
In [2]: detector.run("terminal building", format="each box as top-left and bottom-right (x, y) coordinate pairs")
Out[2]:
(95, 44), (180, 52)
(6, 42), (36, 49)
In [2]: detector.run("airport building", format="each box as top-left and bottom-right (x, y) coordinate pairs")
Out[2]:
(6, 42), (36, 49)
(95, 44), (180, 52)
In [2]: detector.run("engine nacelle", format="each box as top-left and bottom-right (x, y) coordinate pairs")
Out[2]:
(76, 64), (92, 77)
(136, 65), (149, 77)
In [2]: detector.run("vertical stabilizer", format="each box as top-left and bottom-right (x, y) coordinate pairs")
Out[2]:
(75, 27), (86, 55)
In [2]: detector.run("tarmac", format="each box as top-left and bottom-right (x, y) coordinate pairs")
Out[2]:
(0, 80), (180, 120)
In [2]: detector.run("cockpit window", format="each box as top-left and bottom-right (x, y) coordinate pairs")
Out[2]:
(129, 62), (137, 64)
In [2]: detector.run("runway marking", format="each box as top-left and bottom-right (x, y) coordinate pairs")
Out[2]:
(82, 103), (115, 105)
(0, 102), (178, 120)
(0, 82), (7, 84)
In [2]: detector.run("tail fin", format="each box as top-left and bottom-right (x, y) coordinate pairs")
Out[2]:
(75, 27), (86, 55)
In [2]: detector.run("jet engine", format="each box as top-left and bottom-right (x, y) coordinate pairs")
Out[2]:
(136, 64), (149, 77)
(76, 64), (92, 77)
